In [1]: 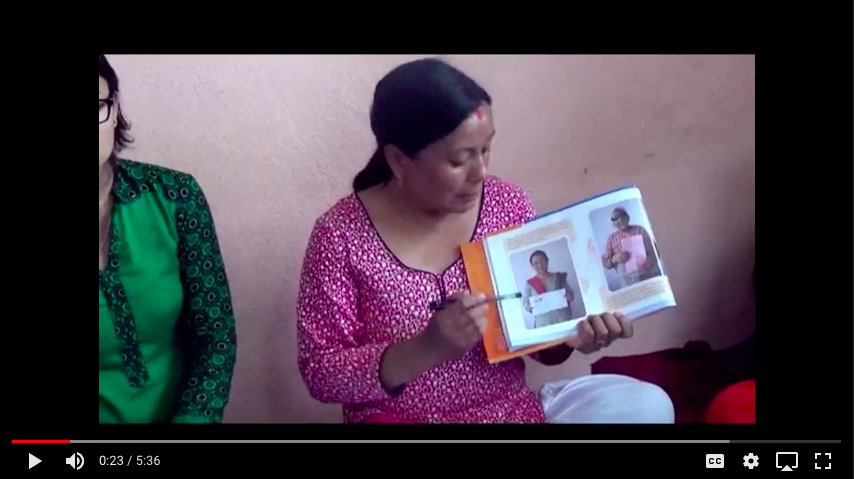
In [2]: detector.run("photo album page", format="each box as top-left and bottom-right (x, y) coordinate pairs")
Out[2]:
(483, 186), (676, 350)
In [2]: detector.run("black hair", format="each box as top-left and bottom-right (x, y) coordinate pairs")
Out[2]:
(529, 250), (548, 264)
(352, 58), (492, 192)
(99, 54), (134, 154)
(612, 207), (629, 220)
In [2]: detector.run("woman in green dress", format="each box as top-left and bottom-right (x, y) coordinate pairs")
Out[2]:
(99, 55), (237, 423)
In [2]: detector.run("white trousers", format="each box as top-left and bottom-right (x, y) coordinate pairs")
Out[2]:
(541, 374), (675, 424)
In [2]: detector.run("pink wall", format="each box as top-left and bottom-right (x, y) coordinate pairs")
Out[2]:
(106, 55), (756, 423)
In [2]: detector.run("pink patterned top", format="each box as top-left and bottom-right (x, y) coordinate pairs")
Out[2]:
(297, 176), (548, 423)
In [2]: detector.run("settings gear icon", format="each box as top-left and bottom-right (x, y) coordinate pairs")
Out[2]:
(743, 453), (759, 469)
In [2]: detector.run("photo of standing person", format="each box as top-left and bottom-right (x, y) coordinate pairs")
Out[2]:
(590, 201), (663, 292)
(509, 238), (586, 330)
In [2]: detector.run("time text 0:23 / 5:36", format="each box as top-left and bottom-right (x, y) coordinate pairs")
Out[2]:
(99, 455), (161, 466)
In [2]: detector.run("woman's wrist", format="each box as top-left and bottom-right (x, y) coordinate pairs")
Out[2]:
(410, 332), (448, 370)
(380, 334), (445, 391)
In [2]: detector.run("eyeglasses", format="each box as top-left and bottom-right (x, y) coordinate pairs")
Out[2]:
(99, 99), (114, 125)
(611, 216), (625, 222)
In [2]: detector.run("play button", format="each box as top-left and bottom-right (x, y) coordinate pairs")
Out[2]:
(29, 453), (41, 469)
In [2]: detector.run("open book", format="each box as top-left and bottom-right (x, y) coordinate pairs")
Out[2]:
(461, 186), (676, 363)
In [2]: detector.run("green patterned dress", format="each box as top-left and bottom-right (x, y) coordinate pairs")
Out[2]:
(98, 159), (237, 423)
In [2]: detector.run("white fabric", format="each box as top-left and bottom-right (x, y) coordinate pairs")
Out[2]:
(540, 374), (675, 424)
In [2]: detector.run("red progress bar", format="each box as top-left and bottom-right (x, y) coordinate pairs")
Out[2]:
(13, 440), (70, 443)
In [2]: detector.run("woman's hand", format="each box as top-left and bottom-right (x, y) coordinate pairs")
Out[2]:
(567, 312), (633, 355)
(381, 291), (489, 390)
(421, 291), (489, 362)
(564, 288), (574, 303)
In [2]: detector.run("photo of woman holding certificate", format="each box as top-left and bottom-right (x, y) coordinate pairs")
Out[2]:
(520, 248), (584, 329)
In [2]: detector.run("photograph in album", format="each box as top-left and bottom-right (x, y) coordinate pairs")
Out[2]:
(462, 185), (677, 360)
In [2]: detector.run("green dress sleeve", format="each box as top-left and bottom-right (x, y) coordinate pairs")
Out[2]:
(171, 175), (237, 423)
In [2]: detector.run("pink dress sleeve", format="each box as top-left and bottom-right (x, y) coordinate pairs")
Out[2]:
(516, 187), (538, 223)
(296, 218), (397, 404)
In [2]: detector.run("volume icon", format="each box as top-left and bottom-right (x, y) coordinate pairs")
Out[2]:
(65, 452), (84, 470)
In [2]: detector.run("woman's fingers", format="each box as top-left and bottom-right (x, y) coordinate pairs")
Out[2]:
(600, 312), (623, 344)
(616, 312), (633, 338)
(588, 315), (610, 347)
(579, 319), (597, 345)
(470, 312), (488, 335)
(570, 312), (634, 354)
(456, 294), (487, 336)
(467, 303), (488, 319)
(459, 292), (489, 310)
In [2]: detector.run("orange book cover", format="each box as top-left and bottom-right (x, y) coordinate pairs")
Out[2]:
(460, 227), (567, 363)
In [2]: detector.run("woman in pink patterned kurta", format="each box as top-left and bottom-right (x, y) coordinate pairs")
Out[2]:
(297, 59), (674, 424)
